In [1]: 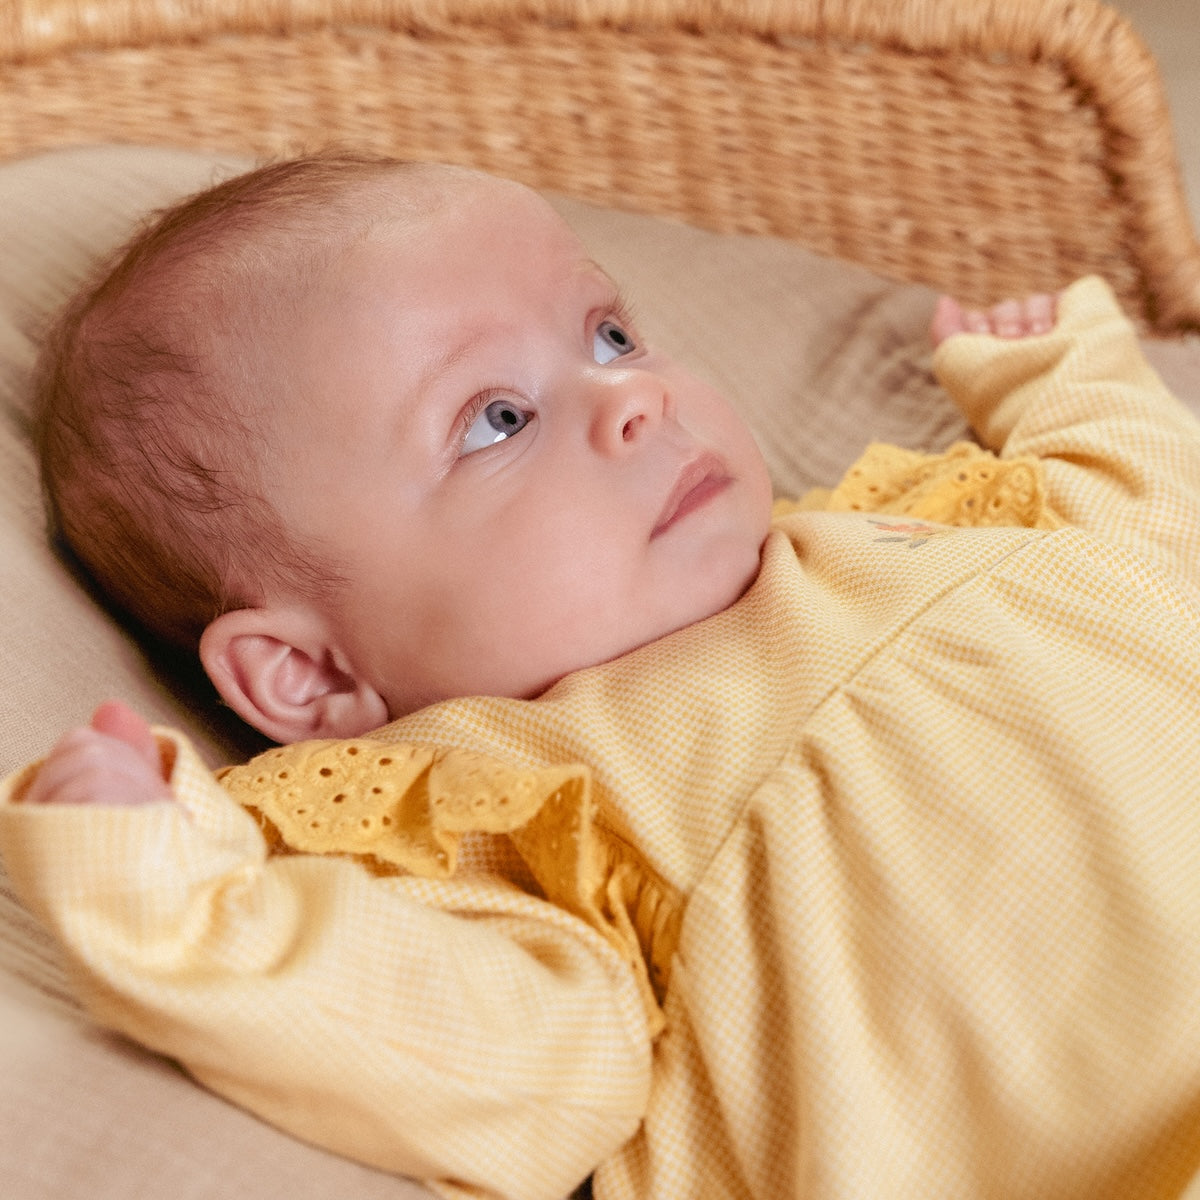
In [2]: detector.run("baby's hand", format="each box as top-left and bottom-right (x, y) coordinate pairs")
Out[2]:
(24, 700), (174, 807)
(930, 293), (1059, 348)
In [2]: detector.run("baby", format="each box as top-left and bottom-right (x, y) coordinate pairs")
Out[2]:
(28, 153), (1050, 803)
(6, 154), (1200, 1200)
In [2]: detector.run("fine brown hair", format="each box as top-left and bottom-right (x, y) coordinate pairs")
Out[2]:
(35, 152), (425, 651)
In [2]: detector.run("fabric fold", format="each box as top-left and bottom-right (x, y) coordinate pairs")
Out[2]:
(219, 736), (682, 1032)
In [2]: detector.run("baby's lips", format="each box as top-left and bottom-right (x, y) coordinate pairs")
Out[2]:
(652, 451), (732, 538)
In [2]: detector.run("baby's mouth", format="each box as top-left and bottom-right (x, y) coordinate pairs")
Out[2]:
(652, 451), (732, 538)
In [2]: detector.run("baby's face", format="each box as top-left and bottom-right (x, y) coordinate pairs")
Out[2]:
(265, 170), (773, 714)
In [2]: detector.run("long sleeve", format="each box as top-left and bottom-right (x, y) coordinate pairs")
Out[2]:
(0, 732), (653, 1200)
(932, 275), (1200, 595)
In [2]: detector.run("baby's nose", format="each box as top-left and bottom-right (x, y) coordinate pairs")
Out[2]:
(588, 370), (668, 455)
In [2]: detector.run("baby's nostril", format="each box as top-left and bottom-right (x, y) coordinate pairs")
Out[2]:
(622, 416), (641, 441)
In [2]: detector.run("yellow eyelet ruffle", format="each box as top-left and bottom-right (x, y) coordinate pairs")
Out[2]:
(219, 738), (681, 1032)
(779, 440), (1064, 530)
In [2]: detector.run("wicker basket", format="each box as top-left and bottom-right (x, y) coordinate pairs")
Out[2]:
(2, 0), (1198, 333)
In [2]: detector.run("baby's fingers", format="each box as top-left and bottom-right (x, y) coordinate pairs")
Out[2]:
(90, 699), (162, 771)
(26, 725), (173, 807)
(988, 294), (1058, 337)
(931, 292), (1059, 346)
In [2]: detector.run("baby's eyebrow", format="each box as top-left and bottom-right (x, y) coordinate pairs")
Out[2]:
(414, 321), (496, 394)
(579, 257), (621, 294)
(586, 257), (615, 278)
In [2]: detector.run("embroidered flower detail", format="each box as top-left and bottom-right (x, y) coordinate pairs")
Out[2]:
(869, 519), (955, 548)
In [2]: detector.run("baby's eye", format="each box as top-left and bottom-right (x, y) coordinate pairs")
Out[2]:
(460, 397), (533, 456)
(593, 320), (637, 365)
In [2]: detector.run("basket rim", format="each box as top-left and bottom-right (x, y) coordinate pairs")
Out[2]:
(3, 0), (1198, 331)
(0, 0), (1162, 63)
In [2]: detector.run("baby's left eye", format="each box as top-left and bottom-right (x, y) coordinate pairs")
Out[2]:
(593, 320), (637, 365)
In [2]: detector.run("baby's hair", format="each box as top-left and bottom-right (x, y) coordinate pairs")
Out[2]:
(35, 151), (433, 651)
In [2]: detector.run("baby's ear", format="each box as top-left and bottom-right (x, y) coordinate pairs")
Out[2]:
(199, 608), (389, 744)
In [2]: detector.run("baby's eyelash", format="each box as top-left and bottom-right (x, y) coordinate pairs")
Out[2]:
(607, 288), (640, 335)
(453, 389), (498, 447)
(451, 389), (536, 463)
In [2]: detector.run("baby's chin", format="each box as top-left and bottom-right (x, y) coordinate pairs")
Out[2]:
(545, 544), (768, 692)
(386, 541), (768, 717)
(683, 528), (768, 620)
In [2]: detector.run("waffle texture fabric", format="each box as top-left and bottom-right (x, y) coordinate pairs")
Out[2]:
(6, 278), (1200, 1200)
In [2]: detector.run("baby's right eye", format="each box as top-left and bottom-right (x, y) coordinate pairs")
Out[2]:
(459, 397), (533, 456)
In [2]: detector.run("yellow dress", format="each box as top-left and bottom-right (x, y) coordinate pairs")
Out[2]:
(5, 278), (1200, 1200)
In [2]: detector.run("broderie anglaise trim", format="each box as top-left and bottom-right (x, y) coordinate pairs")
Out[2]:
(777, 440), (1064, 531)
(218, 738), (680, 1033)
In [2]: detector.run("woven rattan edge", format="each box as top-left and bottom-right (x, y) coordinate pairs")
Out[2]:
(3, 0), (1196, 68)
(792, 0), (1200, 332)
(3, 0), (1199, 334)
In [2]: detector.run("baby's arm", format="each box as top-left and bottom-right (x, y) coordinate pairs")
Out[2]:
(22, 700), (173, 808)
(1, 718), (652, 1198)
(931, 276), (1200, 596)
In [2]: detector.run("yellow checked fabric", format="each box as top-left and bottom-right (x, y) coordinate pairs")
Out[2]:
(6, 278), (1200, 1200)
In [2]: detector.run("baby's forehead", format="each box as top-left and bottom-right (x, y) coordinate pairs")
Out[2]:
(385, 166), (577, 243)
(349, 168), (602, 283)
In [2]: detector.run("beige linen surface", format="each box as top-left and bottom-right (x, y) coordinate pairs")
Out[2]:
(7, 279), (1200, 1199)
